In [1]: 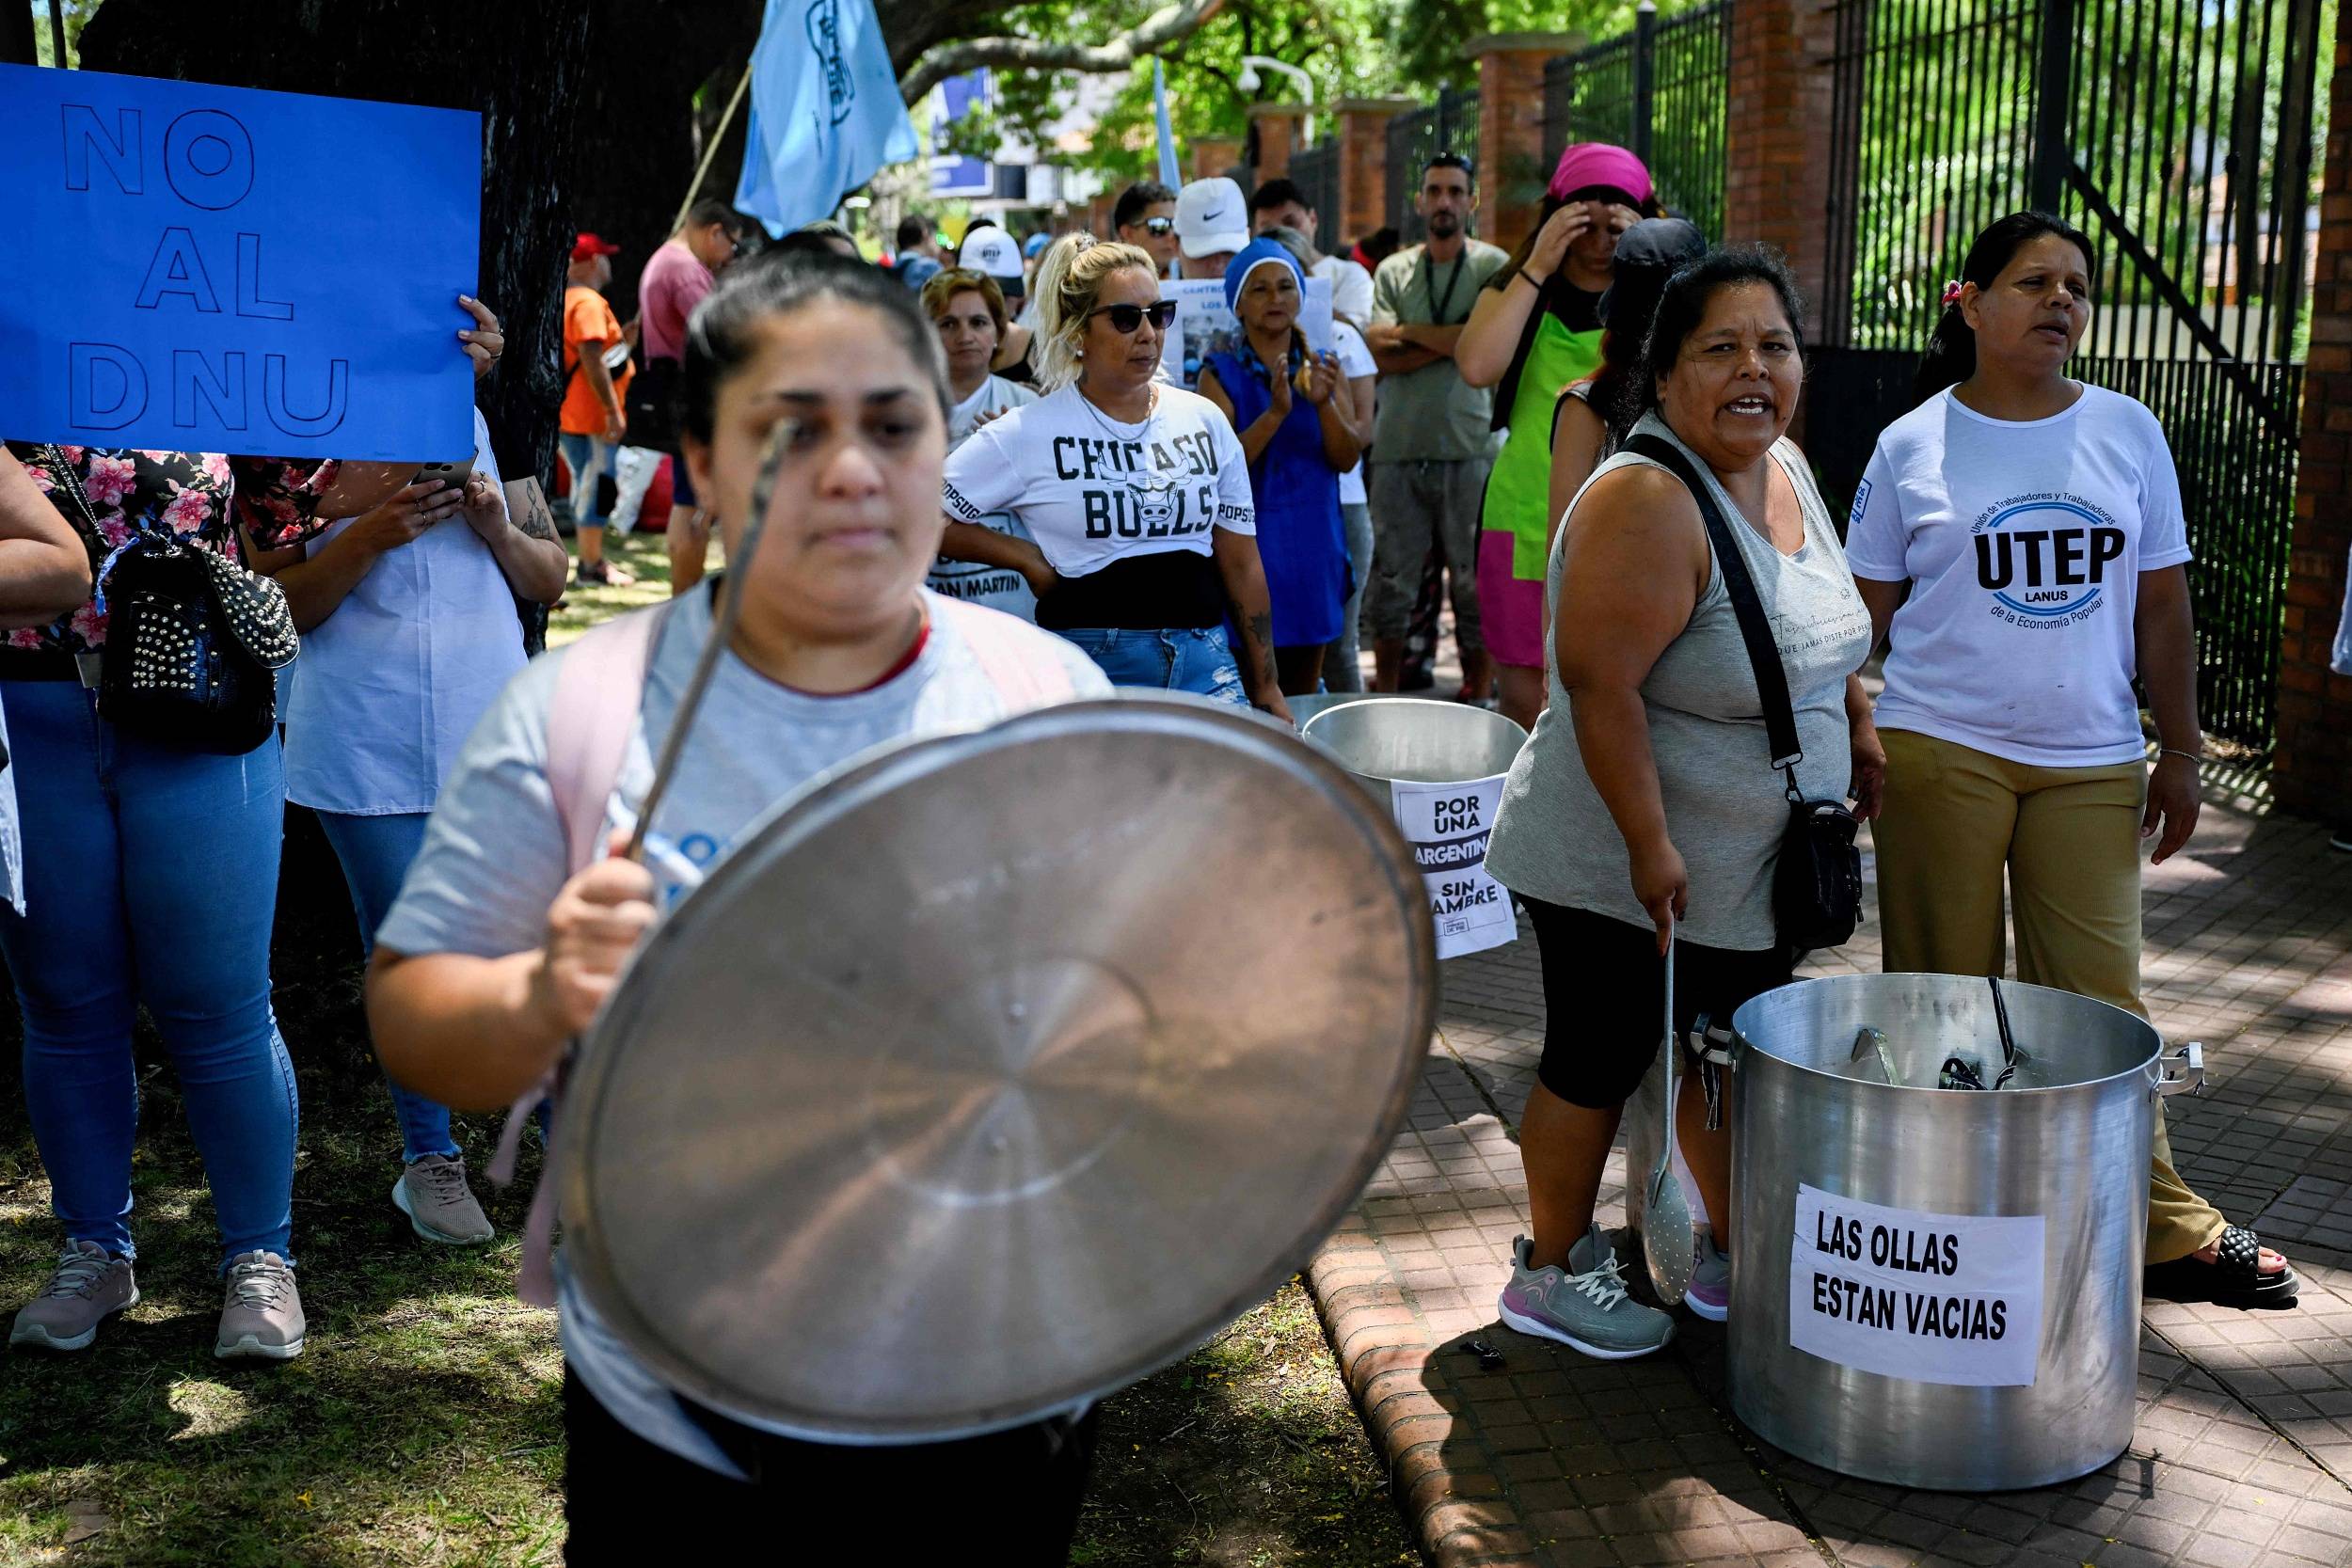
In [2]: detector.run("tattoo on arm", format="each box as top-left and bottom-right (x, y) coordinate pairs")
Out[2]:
(514, 489), (558, 543)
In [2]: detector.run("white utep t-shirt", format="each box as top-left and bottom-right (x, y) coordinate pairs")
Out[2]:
(926, 374), (1041, 619)
(1332, 319), (1375, 506)
(1847, 383), (2194, 768)
(941, 382), (1255, 578)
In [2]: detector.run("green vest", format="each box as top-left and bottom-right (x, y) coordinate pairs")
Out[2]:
(1479, 314), (1604, 580)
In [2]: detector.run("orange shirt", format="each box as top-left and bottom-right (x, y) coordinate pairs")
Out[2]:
(561, 284), (633, 436)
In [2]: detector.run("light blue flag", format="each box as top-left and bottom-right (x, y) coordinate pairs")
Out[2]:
(736, 0), (919, 237)
(1153, 59), (1181, 188)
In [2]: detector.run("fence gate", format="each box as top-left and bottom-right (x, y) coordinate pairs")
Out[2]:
(1285, 140), (1342, 244)
(1384, 87), (1481, 242)
(1542, 1), (1733, 237)
(1814, 0), (2327, 746)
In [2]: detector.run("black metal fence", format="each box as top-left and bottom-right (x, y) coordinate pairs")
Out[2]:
(1285, 140), (1341, 242)
(1383, 87), (1482, 242)
(1541, 2), (1733, 237)
(1811, 0), (2324, 745)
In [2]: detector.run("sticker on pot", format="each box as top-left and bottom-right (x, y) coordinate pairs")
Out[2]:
(1788, 1183), (2043, 1386)
(1388, 777), (1515, 960)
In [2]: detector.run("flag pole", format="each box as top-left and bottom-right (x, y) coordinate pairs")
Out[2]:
(674, 63), (755, 234)
(1153, 58), (1181, 188)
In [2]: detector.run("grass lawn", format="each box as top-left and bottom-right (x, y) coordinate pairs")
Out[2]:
(0, 529), (1416, 1565)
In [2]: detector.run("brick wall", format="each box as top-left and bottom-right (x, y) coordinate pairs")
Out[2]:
(1722, 0), (1835, 313)
(1469, 35), (1580, 257)
(1191, 137), (1244, 183)
(1249, 105), (1307, 182)
(1334, 98), (1418, 246)
(2276, 8), (2352, 822)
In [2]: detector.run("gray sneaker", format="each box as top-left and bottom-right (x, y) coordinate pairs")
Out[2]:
(393, 1155), (495, 1245)
(10, 1240), (138, 1352)
(1497, 1229), (1675, 1360)
(215, 1251), (305, 1361)
(1686, 1230), (1730, 1323)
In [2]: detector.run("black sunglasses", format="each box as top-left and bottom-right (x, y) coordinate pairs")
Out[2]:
(1138, 216), (1177, 236)
(1089, 300), (1179, 333)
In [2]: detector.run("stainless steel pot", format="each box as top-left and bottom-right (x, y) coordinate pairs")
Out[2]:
(557, 697), (1437, 1443)
(1724, 973), (2204, 1491)
(1299, 697), (1527, 801)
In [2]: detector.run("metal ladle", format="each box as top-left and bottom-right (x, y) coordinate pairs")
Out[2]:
(1643, 923), (1696, 1306)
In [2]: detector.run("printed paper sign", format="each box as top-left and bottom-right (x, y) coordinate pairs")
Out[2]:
(1159, 277), (1334, 389)
(1788, 1182), (2044, 1387)
(0, 64), (482, 460)
(1389, 776), (1514, 960)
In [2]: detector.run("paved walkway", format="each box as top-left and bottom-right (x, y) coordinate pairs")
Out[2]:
(1306, 777), (2352, 1567)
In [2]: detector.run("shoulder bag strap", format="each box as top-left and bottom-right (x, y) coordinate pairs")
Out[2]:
(1622, 433), (1804, 788)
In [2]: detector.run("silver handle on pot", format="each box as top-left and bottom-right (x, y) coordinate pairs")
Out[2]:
(2151, 1042), (2205, 1099)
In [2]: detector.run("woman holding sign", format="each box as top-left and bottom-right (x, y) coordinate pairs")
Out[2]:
(1198, 237), (1359, 696)
(1483, 249), (1881, 1357)
(936, 233), (1290, 717)
(247, 304), (567, 1252)
(364, 251), (1113, 1554)
(1849, 212), (2297, 1310)
(919, 266), (1041, 619)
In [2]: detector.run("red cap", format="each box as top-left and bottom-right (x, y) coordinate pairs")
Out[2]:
(571, 232), (622, 261)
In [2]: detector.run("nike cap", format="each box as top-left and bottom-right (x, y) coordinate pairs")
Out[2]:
(1175, 177), (1250, 261)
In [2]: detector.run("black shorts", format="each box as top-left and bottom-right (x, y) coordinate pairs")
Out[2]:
(563, 1367), (1098, 1563)
(1521, 896), (1795, 1109)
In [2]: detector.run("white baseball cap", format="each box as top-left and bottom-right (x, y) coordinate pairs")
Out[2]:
(1175, 178), (1250, 260)
(959, 227), (1025, 285)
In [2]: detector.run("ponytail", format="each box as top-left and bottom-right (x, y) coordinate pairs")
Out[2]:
(1911, 210), (2099, 408)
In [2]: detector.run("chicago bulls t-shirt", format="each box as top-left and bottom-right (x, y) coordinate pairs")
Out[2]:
(1847, 383), (2193, 768)
(941, 382), (1256, 632)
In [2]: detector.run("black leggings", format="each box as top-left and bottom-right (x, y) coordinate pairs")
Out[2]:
(563, 1368), (1099, 1564)
(1522, 896), (1794, 1108)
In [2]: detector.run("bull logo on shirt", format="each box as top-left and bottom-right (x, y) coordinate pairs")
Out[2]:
(1971, 497), (2124, 626)
(1130, 470), (1182, 532)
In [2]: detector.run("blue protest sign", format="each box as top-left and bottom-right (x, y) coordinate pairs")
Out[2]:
(0, 65), (482, 462)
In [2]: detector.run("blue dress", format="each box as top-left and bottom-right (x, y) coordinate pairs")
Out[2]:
(1207, 347), (1349, 648)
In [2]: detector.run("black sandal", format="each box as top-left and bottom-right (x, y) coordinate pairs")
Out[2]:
(2144, 1224), (2299, 1309)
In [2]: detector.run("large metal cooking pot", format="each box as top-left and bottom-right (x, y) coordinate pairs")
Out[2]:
(1300, 698), (1527, 959)
(1300, 697), (1527, 801)
(557, 696), (1437, 1443)
(1724, 973), (2204, 1491)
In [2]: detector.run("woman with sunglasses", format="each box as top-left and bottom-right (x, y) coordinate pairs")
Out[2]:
(940, 234), (1290, 717)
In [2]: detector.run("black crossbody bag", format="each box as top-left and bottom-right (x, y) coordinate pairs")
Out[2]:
(1623, 434), (1862, 953)
(40, 446), (297, 755)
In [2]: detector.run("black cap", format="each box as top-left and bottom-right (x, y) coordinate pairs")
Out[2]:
(1598, 217), (1706, 325)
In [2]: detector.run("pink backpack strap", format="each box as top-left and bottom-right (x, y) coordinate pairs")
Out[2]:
(490, 602), (667, 1307)
(935, 595), (1076, 708)
(546, 604), (667, 874)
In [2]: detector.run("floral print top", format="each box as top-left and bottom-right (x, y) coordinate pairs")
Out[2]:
(2, 444), (336, 657)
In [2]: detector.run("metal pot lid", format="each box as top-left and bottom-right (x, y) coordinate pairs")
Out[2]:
(557, 696), (1436, 1442)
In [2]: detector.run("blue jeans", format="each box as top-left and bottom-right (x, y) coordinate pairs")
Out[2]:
(0, 680), (298, 1271)
(559, 432), (618, 534)
(314, 810), (460, 1164)
(1056, 627), (1248, 705)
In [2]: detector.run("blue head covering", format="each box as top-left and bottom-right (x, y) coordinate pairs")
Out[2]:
(1223, 236), (1306, 315)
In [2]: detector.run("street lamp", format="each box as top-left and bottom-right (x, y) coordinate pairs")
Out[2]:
(1234, 55), (1317, 148)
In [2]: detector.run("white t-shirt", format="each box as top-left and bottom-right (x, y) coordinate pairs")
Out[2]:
(941, 382), (1255, 578)
(1847, 383), (2194, 768)
(285, 409), (526, 816)
(926, 375), (1041, 620)
(375, 582), (1110, 1476)
(1332, 319), (1375, 507)
(1313, 253), (1375, 329)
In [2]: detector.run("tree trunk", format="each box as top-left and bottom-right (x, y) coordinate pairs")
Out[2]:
(78, 0), (595, 493)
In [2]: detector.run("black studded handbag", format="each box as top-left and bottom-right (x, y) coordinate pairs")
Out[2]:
(41, 446), (298, 756)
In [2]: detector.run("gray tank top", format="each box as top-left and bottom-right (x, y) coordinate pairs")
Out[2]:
(1484, 413), (1874, 950)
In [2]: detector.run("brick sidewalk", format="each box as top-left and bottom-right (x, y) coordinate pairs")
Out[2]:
(1307, 782), (2352, 1567)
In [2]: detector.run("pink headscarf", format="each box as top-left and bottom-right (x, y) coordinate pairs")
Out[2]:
(1546, 142), (1654, 206)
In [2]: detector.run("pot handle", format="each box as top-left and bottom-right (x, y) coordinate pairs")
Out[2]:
(2150, 1042), (2205, 1100)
